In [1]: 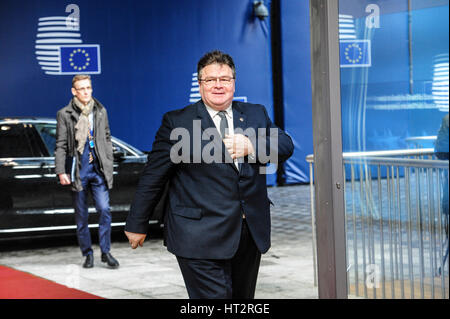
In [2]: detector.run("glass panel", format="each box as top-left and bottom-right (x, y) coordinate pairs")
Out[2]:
(35, 123), (57, 157)
(338, 0), (449, 299)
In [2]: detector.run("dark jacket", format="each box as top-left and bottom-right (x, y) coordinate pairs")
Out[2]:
(125, 100), (294, 259)
(55, 98), (114, 192)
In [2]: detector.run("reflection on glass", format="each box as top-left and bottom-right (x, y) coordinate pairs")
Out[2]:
(432, 54), (449, 112)
(339, 0), (449, 299)
(34, 123), (57, 157)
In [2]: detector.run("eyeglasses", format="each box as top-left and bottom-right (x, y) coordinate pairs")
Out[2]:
(74, 86), (92, 92)
(199, 77), (235, 87)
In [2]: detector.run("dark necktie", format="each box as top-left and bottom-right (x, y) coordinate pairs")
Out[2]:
(218, 111), (228, 139)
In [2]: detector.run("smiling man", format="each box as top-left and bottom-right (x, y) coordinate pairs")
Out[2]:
(198, 62), (235, 111)
(125, 50), (294, 299)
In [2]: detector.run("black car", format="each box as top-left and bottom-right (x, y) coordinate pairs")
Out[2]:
(0, 117), (162, 241)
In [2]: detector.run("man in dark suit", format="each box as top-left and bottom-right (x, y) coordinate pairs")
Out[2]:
(125, 50), (294, 298)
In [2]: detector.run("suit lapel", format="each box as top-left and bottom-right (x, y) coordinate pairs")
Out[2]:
(232, 101), (248, 134)
(195, 101), (216, 133)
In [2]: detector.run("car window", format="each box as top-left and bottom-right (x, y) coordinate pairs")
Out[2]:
(0, 123), (37, 158)
(34, 123), (56, 157)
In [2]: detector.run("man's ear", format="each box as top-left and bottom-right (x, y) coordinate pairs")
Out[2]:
(71, 87), (76, 96)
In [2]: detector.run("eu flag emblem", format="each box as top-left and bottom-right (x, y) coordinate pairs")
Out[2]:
(340, 40), (371, 68)
(60, 45), (101, 74)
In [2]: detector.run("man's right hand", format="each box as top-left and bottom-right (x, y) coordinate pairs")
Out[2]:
(58, 173), (71, 185)
(125, 231), (147, 249)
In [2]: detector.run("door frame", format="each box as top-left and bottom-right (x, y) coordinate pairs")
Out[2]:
(309, 0), (347, 299)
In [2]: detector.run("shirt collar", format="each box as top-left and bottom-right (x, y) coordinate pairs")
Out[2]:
(204, 102), (233, 119)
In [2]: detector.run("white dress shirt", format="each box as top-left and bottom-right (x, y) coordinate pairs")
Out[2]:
(204, 103), (233, 138)
(204, 103), (252, 218)
(203, 103), (239, 169)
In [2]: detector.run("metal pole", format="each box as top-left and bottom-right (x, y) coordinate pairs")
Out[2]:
(343, 164), (350, 294)
(426, 167), (435, 298)
(360, 164), (368, 298)
(351, 164), (359, 296)
(367, 166), (376, 298)
(414, 167), (425, 298)
(387, 165), (395, 298)
(309, 0), (347, 299)
(437, 169), (445, 297)
(309, 161), (318, 287)
(378, 165), (386, 298)
(396, 166), (405, 298)
(406, 167), (415, 299)
(392, 166), (399, 283)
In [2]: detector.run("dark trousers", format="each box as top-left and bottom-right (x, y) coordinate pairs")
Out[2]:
(176, 219), (262, 299)
(72, 164), (111, 257)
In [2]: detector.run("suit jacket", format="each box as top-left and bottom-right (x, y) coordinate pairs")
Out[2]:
(125, 100), (294, 259)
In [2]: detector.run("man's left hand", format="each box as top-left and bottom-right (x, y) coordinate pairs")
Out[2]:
(223, 134), (255, 159)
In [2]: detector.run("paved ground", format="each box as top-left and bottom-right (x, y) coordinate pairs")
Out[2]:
(0, 184), (318, 299)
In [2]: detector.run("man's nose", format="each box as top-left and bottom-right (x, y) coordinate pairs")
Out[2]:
(213, 80), (224, 88)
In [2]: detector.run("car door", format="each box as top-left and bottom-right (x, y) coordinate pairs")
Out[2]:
(41, 128), (148, 228)
(34, 122), (77, 228)
(109, 139), (167, 226)
(0, 122), (55, 235)
(108, 140), (147, 216)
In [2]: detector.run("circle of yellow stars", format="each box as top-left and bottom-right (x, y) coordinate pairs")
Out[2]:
(69, 49), (91, 71)
(344, 43), (363, 64)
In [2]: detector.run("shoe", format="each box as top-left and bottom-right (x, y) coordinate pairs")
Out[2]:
(83, 254), (94, 268)
(101, 252), (119, 268)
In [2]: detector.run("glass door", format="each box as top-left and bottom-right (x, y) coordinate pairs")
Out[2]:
(338, 0), (449, 299)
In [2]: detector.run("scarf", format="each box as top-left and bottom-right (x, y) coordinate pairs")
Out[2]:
(74, 97), (95, 155)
